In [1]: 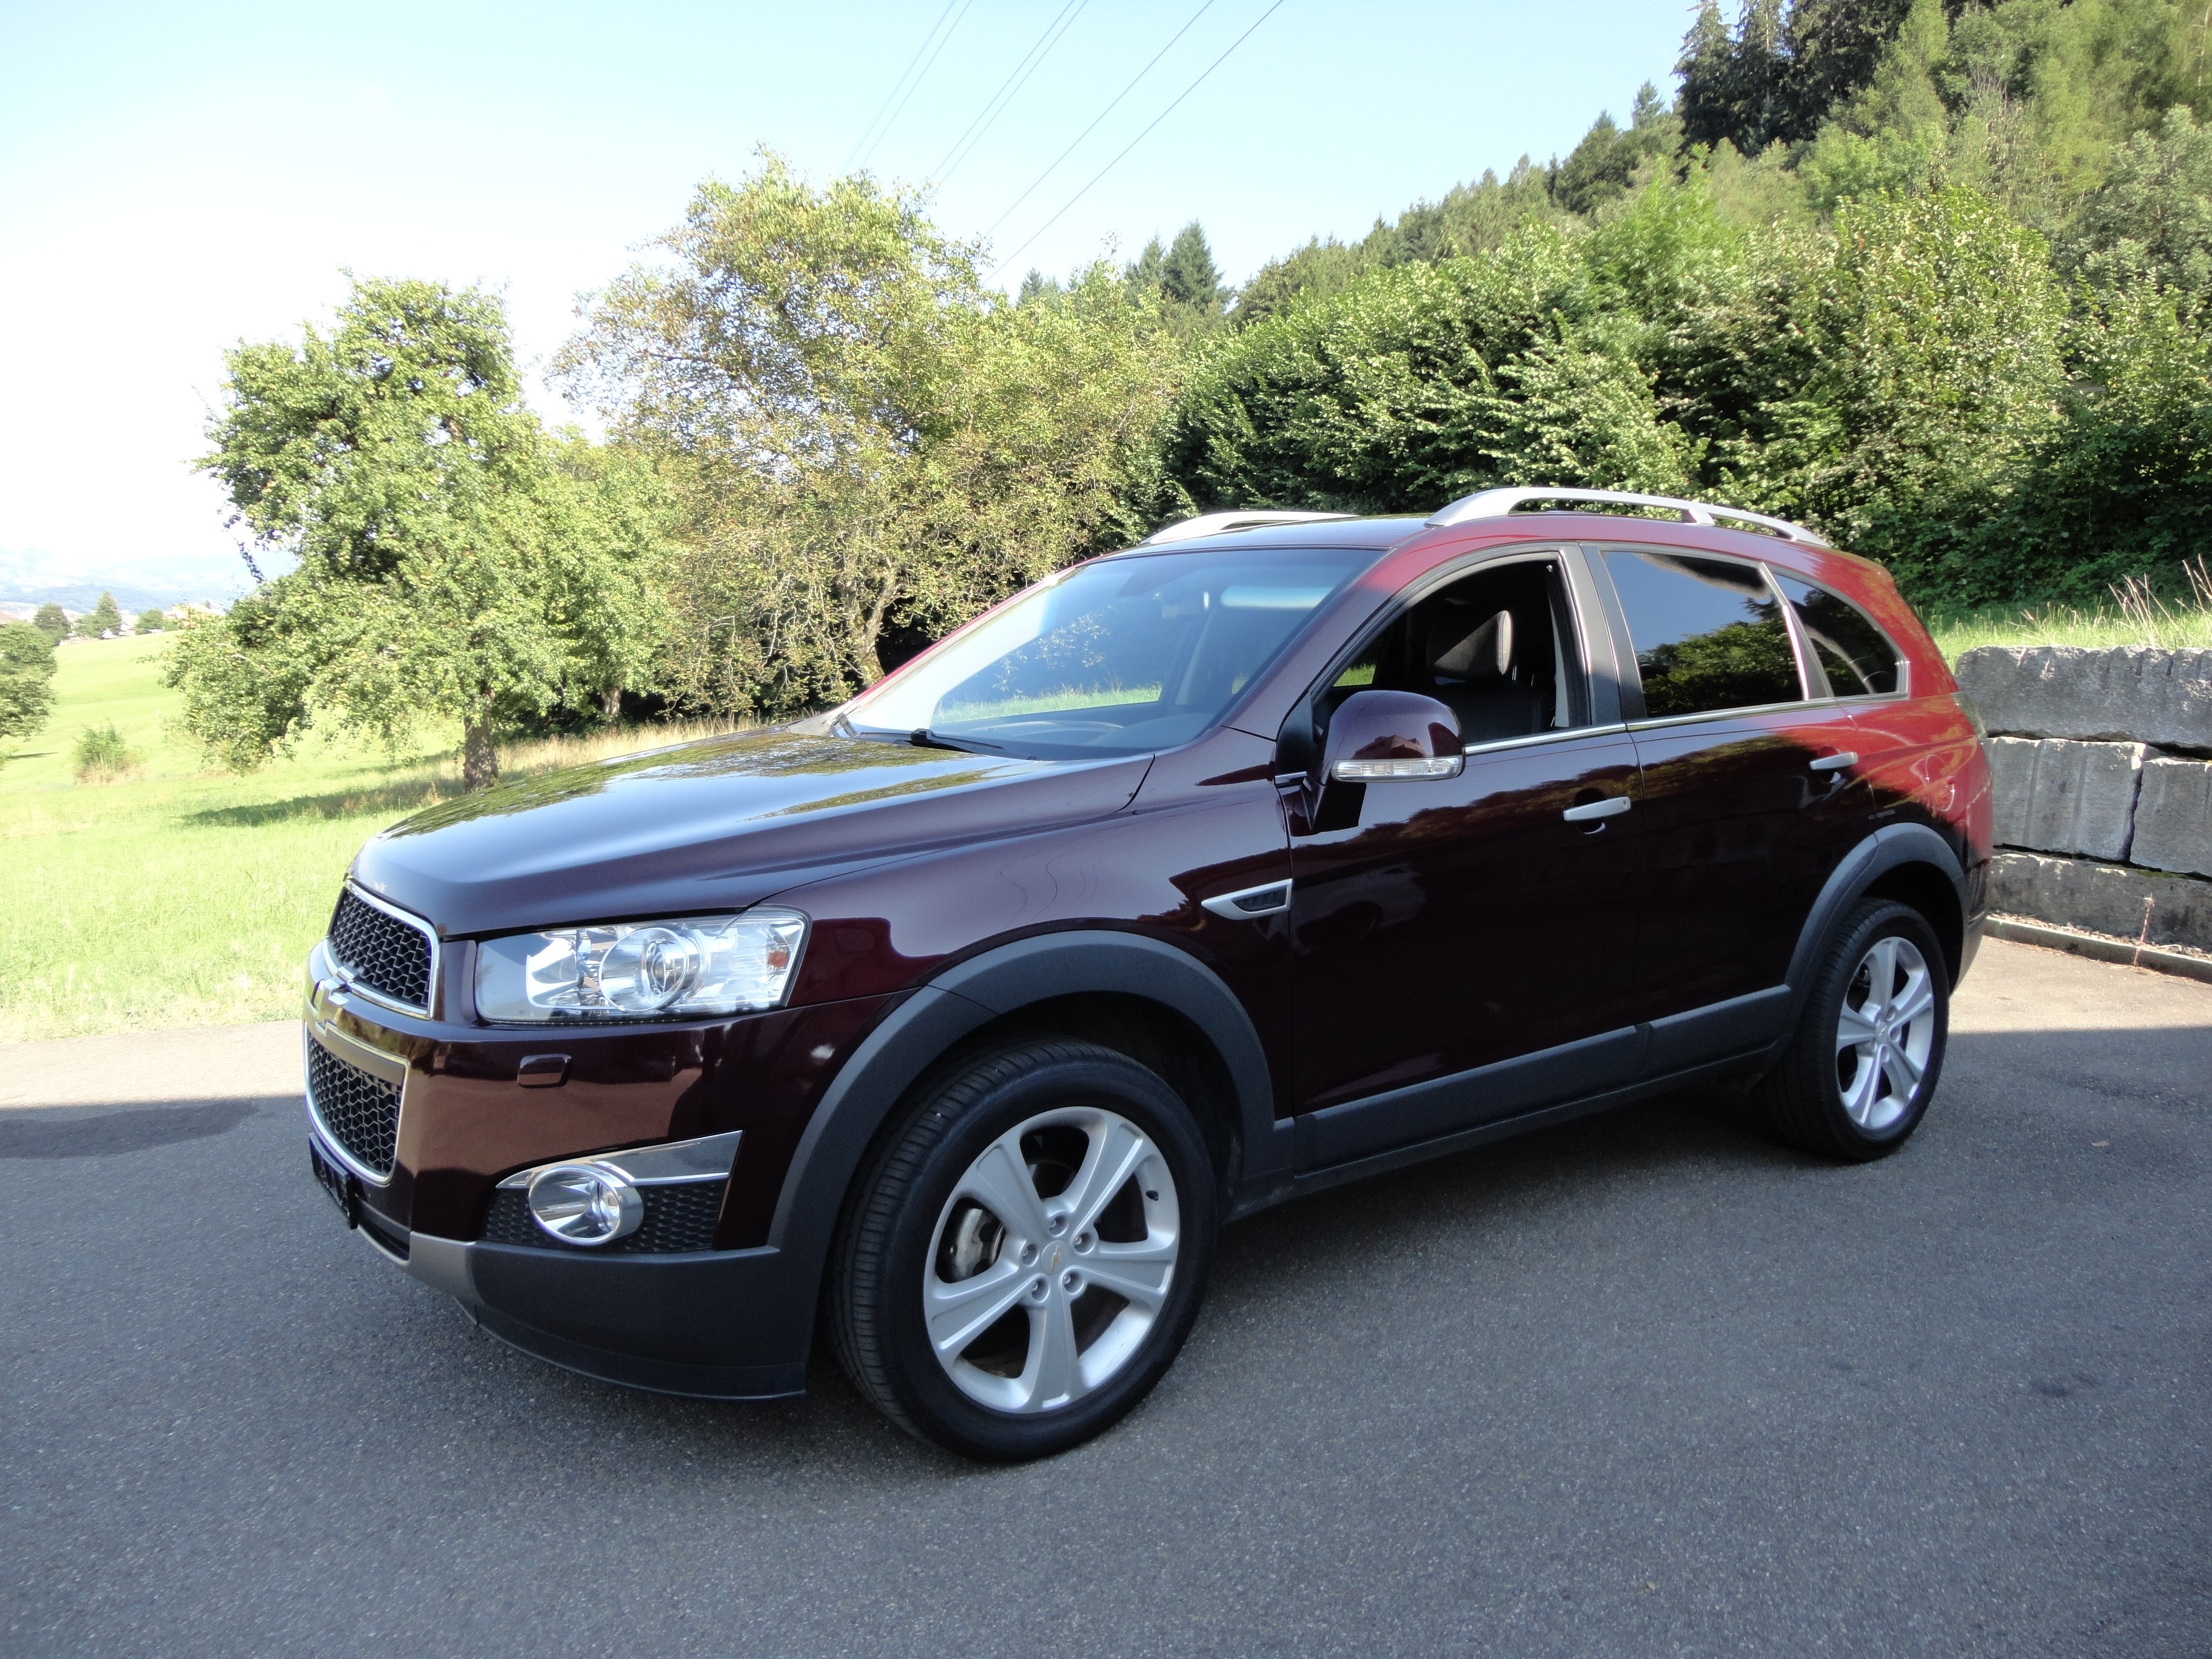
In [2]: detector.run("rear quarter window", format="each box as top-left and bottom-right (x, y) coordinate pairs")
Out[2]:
(1769, 572), (1902, 697)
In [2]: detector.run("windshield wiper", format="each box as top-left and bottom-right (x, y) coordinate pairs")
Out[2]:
(910, 728), (1005, 754)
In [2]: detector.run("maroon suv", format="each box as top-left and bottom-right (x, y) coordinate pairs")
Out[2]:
(303, 487), (1991, 1460)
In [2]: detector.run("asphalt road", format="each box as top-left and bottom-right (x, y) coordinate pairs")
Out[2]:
(5, 939), (2208, 1658)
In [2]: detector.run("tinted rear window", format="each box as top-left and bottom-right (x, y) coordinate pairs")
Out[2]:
(1603, 550), (1803, 720)
(1770, 572), (1901, 697)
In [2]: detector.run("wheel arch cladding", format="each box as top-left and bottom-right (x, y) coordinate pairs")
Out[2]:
(1786, 824), (1969, 1004)
(763, 931), (1277, 1341)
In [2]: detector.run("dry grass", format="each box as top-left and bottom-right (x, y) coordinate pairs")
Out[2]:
(1928, 558), (2212, 661)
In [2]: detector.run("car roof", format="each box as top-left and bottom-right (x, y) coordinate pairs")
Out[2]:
(1101, 517), (1431, 557)
(1104, 509), (1892, 594)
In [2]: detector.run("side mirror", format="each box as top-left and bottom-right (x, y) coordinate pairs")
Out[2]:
(1321, 689), (1464, 782)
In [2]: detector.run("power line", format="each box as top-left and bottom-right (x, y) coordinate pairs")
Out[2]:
(983, 0), (1218, 240)
(991, 0), (1287, 279)
(846, 0), (962, 171)
(931, 0), (1088, 184)
(858, 0), (976, 170)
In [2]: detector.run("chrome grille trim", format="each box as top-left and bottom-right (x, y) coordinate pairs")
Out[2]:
(326, 882), (440, 1016)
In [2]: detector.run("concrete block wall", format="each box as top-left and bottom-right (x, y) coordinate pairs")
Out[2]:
(1956, 646), (2212, 951)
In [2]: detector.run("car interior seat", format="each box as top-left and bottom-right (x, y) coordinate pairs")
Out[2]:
(1418, 578), (1557, 743)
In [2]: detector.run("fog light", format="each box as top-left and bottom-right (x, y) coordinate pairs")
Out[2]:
(525, 1163), (643, 1246)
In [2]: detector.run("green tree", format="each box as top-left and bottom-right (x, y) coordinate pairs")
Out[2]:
(170, 276), (666, 789)
(0, 620), (59, 749)
(31, 603), (66, 643)
(1161, 223), (1228, 314)
(1124, 222), (1230, 339)
(135, 607), (167, 632)
(2066, 107), (2212, 291)
(1765, 186), (2067, 590)
(1982, 250), (2212, 597)
(76, 591), (121, 637)
(1553, 87), (1683, 218)
(563, 157), (1182, 714)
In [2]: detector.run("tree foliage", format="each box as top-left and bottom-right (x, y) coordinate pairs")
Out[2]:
(0, 620), (58, 747)
(31, 603), (65, 643)
(562, 156), (1182, 717)
(1148, 0), (2212, 608)
(170, 276), (666, 787)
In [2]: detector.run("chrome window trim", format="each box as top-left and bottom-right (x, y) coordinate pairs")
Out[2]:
(495, 1128), (745, 1191)
(1624, 697), (1834, 732)
(302, 1020), (409, 1188)
(1826, 676), (1912, 705)
(329, 881), (441, 1018)
(1460, 721), (1632, 757)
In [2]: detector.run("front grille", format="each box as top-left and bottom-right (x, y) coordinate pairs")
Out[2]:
(482, 1179), (728, 1254)
(307, 1040), (401, 1179)
(328, 888), (434, 1012)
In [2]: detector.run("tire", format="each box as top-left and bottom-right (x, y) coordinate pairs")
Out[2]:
(1751, 899), (1950, 1162)
(828, 1039), (1218, 1461)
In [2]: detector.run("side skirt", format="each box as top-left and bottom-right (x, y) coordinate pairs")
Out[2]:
(1232, 1044), (1784, 1219)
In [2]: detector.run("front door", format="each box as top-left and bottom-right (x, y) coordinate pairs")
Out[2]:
(1284, 550), (1644, 1167)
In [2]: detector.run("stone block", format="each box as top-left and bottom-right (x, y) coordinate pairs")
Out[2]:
(1954, 645), (2212, 751)
(1985, 736), (2144, 859)
(2132, 756), (2212, 879)
(1988, 851), (2212, 951)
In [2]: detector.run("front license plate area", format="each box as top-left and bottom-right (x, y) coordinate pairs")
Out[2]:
(309, 1140), (359, 1228)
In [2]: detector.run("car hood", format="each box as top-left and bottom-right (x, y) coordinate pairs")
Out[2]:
(350, 730), (1153, 937)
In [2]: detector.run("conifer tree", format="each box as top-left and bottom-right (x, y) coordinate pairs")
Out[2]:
(1161, 223), (1228, 315)
(75, 592), (121, 637)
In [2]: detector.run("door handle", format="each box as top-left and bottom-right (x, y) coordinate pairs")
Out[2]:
(1809, 751), (1859, 773)
(1561, 796), (1631, 823)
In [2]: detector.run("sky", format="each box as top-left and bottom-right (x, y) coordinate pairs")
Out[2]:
(0, 0), (1687, 595)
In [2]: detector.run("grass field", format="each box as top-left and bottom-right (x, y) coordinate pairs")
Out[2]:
(0, 636), (734, 1044)
(4, 591), (2207, 1044)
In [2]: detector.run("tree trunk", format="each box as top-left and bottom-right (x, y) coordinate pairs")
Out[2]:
(461, 712), (499, 792)
(853, 569), (899, 686)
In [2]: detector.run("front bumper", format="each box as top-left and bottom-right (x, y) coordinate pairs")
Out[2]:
(300, 941), (899, 1396)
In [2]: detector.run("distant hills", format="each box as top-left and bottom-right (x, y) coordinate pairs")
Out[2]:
(0, 547), (255, 614)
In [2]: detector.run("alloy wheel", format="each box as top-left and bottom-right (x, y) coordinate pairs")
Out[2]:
(1833, 934), (1937, 1133)
(923, 1107), (1180, 1414)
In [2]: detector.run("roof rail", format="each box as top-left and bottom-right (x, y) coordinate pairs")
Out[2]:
(1139, 509), (1357, 546)
(1426, 486), (1830, 548)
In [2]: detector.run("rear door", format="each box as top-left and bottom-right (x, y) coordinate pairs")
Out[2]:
(1592, 545), (1865, 1064)
(1284, 547), (1645, 1166)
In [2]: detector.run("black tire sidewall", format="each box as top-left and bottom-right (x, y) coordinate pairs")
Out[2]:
(1798, 900), (1950, 1156)
(868, 1045), (1217, 1461)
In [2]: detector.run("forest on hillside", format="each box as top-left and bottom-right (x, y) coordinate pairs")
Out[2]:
(169, 0), (2212, 780)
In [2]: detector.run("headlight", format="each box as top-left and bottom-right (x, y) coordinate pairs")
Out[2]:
(474, 909), (808, 1021)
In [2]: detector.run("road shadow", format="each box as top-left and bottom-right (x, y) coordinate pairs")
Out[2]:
(0, 1096), (281, 1159)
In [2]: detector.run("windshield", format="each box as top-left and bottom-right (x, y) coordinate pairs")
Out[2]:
(843, 546), (1370, 758)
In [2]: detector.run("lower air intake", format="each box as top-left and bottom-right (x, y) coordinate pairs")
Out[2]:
(307, 1040), (401, 1179)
